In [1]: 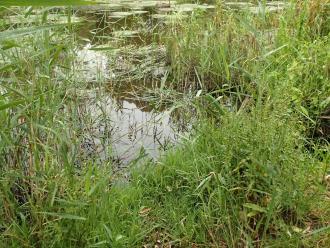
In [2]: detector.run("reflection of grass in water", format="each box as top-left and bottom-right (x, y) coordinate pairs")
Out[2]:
(1, 1), (330, 247)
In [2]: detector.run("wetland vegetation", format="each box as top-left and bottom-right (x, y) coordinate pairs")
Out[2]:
(0, 0), (329, 247)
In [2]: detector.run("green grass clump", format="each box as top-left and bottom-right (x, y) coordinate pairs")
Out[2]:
(166, 0), (329, 134)
(1, 110), (329, 247)
(133, 107), (329, 247)
(165, 4), (273, 90)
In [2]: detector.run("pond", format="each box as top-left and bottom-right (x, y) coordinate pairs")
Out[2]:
(71, 0), (286, 166)
(71, 1), (218, 166)
(2, 1), (287, 167)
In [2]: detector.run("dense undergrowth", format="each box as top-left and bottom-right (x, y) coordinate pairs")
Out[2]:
(1, 1), (329, 247)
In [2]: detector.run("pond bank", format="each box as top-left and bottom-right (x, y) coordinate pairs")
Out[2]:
(0, 1), (329, 247)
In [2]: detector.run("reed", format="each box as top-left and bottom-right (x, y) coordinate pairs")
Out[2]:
(0, 1), (329, 247)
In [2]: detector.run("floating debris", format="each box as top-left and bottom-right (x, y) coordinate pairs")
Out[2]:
(2, 14), (83, 25)
(225, 1), (288, 14)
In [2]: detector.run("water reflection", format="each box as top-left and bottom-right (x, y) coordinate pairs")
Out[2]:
(93, 95), (178, 164)
(75, 44), (182, 165)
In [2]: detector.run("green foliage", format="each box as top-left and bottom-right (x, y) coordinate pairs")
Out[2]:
(134, 109), (328, 246)
(0, 23), (68, 40)
(0, 1), (329, 247)
(165, 0), (329, 133)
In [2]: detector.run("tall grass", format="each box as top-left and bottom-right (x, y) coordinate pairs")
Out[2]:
(165, 0), (329, 134)
(0, 1), (329, 247)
